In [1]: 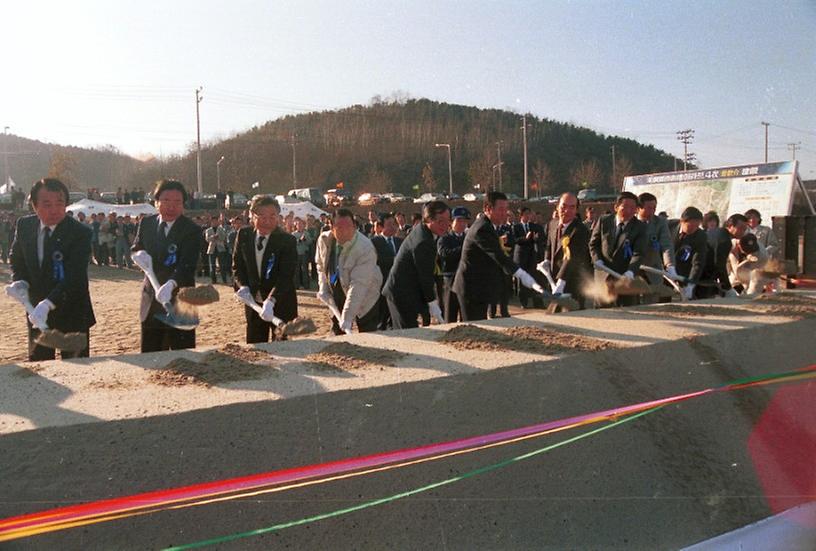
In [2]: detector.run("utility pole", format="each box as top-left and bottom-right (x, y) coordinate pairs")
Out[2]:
(788, 142), (801, 161)
(195, 87), (203, 195)
(610, 144), (617, 192)
(676, 129), (694, 170)
(761, 121), (770, 163)
(434, 143), (452, 196)
(496, 141), (503, 191)
(291, 133), (297, 187)
(2, 126), (9, 189)
(685, 152), (697, 167)
(521, 116), (529, 200)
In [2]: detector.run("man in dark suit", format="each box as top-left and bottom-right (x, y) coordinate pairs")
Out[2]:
(438, 207), (469, 323)
(8, 178), (95, 360)
(669, 207), (708, 300)
(589, 191), (648, 307)
(233, 195), (298, 343)
(544, 192), (592, 308)
(370, 212), (403, 330)
(382, 201), (450, 329)
(513, 207), (544, 308)
(131, 179), (203, 352)
(454, 192), (544, 321)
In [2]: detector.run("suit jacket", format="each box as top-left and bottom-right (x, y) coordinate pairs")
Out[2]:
(316, 230), (382, 321)
(589, 214), (647, 275)
(545, 218), (592, 296)
(669, 221), (708, 284)
(702, 227), (733, 291)
(232, 226), (298, 322)
(370, 234), (403, 286)
(382, 223), (438, 310)
(10, 214), (95, 332)
(452, 215), (519, 304)
(437, 231), (466, 276)
(132, 214), (202, 322)
(512, 221), (543, 269)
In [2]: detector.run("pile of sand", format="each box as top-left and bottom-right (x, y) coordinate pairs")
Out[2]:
(304, 342), (406, 371)
(149, 344), (277, 387)
(752, 292), (816, 319)
(439, 324), (617, 354)
(177, 284), (220, 305)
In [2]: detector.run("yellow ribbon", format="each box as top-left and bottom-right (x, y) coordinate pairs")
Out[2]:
(562, 235), (571, 261)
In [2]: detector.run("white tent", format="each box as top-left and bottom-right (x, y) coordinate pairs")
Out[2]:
(278, 201), (327, 219)
(0, 177), (17, 194)
(67, 199), (157, 218)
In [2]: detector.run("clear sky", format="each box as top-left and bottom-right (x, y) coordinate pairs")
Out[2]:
(2, 0), (815, 177)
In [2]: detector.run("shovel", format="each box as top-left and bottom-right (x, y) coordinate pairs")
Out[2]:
(131, 250), (199, 330)
(5, 284), (87, 352)
(594, 263), (651, 296)
(640, 265), (687, 301)
(234, 289), (317, 337)
(535, 261), (581, 312)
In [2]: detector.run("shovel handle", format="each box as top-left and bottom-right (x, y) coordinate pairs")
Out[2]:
(640, 265), (687, 283)
(235, 292), (284, 327)
(6, 286), (48, 330)
(595, 263), (625, 280)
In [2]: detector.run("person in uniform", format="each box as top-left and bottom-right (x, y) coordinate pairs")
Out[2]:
(382, 201), (450, 329)
(8, 178), (95, 360)
(454, 192), (544, 321)
(544, 192), (592, 308)
(131, 179), (202, 352)
(232, 195), (298, 343)
(512, 207), (544, 308)
(315, 208), (382, 334)
(589, 191), (648, 307)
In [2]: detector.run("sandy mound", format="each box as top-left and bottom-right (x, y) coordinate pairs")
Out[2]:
(304, 342), (406, 371)
(177, 284), (220, 305)
(752, 293), (816, 319)
(631, 304), (757, 318)
(439, 324), (617, 354)
(149, 344), (277, 387)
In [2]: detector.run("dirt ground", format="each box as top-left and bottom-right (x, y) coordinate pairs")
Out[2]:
(0, 263), (530, 364)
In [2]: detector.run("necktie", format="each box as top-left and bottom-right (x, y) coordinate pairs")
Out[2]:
(159, 221), (167, 236)
(616, 222), (625, 240)
(41, 227), (52, 265)
(524, 223), (528, 234)
(257, 235), (266, 251)
(388, 237), (396, 254)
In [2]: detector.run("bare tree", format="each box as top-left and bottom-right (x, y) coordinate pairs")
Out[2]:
(467, 150), (492, 192)
(611, 155), (635, 192)
(421, 163), (436, 192)
(48, 149), (79, 190)
(363, 165), (392, 194)
(531, 159), (552, 197)
(570, 159), (603, 190)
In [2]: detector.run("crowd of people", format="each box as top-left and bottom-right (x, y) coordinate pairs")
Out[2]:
(6, 177), (782, 362)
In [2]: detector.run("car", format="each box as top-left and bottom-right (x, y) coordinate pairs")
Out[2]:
(68, 191), (87, 204)
(463, 193), (485, 202)
(287, 187), (326, 208)
(382, 193), (409, 203)
(413, 192), (446, 204)
(445, 193), (462, 201)
(98, 191), (118, 204)
(226, 192), (248, 209)
(357, 192), (385, 206)
(505, 193), (521, 202)
(324, 188), (354, 207)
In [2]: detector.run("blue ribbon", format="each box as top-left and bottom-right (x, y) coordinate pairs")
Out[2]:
(164, 244), (177, 267)
(679, 245), (692, 262)
(650, 234), (660, 251)
(623, 239), (633, 260)
(265, 253), (276, 280)
(52, 251), (65, 282)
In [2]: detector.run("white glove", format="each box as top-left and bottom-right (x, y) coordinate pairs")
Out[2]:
(622, 271), (634, 280)
(553, 279), (566, 295)
(427, 300), (444, 324)
(156, 279), (177, 304)
(5, 280), (30, 301)
(339, 316), (353, 335)
(131, 250), (152, 271)
(513, 268), (538, 290)
(536, 260), (551, 275)
(531, 282), (545, 295)
(593, 259), (606, 270)
(316, 282), (333, 305)
(724, 288), (739, 298)
(682, 284), (695, 300)
(236, 286), (253, 302)
(260, 298), (276, 322)
(29, 299), (54, 330)
(665, 265), (679, 280)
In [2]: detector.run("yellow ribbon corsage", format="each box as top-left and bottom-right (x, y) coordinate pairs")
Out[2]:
(561, 235), (571, 261)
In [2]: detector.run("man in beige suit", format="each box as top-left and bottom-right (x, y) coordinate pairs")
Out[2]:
(315, 208), (382, 334)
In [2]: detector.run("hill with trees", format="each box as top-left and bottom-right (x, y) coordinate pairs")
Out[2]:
(3, 97), (680, 198)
